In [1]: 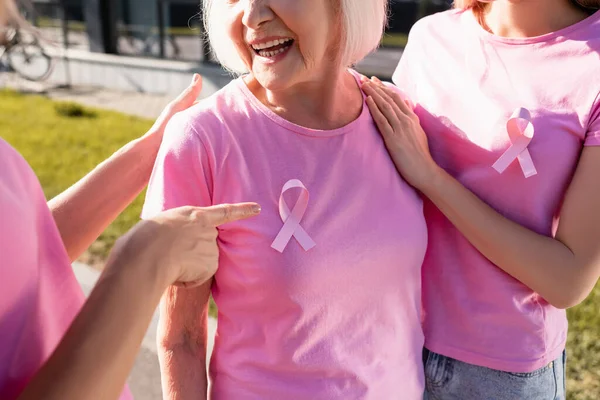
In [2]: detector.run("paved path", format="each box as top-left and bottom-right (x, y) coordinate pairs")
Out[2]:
(2, 72), (180, 120)
(73, 262), (217, 400)
(355, 47), (403, 79)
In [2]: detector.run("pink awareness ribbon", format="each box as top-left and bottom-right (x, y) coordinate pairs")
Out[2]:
(492, 107), (537, 178)
(271, 179), (316, 253)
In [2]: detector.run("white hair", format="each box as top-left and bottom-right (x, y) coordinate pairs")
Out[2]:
(202, 0), (388, 74)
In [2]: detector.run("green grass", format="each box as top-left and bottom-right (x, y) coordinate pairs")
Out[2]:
(566, 287), (600, 399)
(36, 17), (87, 33)
(0, 89), (220, 314)
(1, 90), (598, 396)
(36, 17), (203, 37)
(0, 89), (151, 264)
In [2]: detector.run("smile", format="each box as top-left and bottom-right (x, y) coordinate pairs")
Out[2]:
(251, 38), (294, 58)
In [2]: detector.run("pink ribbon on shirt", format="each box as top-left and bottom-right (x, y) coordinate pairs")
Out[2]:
(492, 107), (537, 178)
(271, 179), (316, 253)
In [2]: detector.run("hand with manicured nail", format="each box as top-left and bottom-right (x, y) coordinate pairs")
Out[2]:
(148, 73), (203, 141)
(114, 203), (261, 288)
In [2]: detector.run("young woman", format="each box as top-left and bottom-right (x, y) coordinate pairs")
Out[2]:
(363, 0), (600, 398)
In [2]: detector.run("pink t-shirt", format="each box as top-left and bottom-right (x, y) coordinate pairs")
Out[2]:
(142, 70), (428, 399)
(393, 9), (600, 372)
(0, 138), (132, 399)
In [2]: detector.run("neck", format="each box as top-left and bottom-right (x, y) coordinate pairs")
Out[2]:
(482, 0), (589, 38)
(247, 68), (362, 130)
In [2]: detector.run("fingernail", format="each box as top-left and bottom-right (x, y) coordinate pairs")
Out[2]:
(191, 73), (200, 84)
(252, 204), (261, 214)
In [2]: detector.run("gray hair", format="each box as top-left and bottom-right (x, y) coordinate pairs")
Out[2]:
(202, 0), (388, 74)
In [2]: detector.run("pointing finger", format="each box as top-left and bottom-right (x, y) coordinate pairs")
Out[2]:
(201, 203), (261, 226)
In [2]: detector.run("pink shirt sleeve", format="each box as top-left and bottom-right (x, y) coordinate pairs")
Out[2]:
(584, 92), (600, 146)
(142, 112), (214, 219)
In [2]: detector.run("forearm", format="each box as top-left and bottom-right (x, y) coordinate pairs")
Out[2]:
(158, 283), (211, 400)
(159, 342), (209, 400)
(49, 133), (160, 261)
(18, 245), (168, 400)
(423, 168), (584, 308)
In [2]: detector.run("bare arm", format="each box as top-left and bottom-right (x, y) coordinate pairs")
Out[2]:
(16, 203), (259, 400)
(422, 148), (600, 309)
(49, 75), (203, 261)
(158, 280), (212, 400)
(18, 243), (168, 400)
(363, 81), (600, 309)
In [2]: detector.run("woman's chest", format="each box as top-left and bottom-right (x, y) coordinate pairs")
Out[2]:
(415, 83), (585, 231)
(210, 131), (428, 293)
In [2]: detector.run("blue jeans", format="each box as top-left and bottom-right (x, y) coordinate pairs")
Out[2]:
(422, 348), (566, 400)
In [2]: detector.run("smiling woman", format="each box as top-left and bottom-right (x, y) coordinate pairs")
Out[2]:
(141, 1), (431, 400)
(203, 0), (386, 74)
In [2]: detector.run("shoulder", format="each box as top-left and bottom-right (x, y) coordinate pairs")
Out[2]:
(407, 8), (465, 41)
(162, 78), (253, 153)
(381, 81), (415, 109)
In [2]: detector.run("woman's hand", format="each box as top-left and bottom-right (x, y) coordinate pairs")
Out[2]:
(361, 77), (441, 192)
(146, 74), (204, 142)
(50, 74), (204, 262)
(113, 203), (261, 288)
(17, 202), (260, 400)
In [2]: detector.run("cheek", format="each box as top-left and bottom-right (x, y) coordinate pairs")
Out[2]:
(225, 14), (251, 64)
(300, 31), (329, 65)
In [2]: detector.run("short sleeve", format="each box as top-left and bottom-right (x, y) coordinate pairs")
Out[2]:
(584, 93), (600, 146)
(141, 112), (214, 219)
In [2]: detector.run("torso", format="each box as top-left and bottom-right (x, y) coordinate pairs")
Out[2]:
(393, 9), (600, 372)
(144, 71), (428, 399)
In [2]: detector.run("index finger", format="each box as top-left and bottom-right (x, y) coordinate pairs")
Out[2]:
(201, 202), (261, 226)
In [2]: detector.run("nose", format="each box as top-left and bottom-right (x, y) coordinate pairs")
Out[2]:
(241, 0), (275, 29)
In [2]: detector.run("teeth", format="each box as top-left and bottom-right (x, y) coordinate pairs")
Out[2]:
(257, 46), (287, 58)
(251, 38), (292, 50)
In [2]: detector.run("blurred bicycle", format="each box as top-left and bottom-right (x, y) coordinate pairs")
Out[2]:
(0, 24), (54, 81)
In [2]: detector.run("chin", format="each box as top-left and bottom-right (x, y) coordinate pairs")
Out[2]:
(252, 67), (297, 91)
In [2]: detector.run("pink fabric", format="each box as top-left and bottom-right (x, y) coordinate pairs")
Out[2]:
(393, 9), (600, 372)
(0, 138), (132, 399)
(142, 70), (428, 399)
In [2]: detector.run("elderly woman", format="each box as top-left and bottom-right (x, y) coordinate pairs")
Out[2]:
(141, 0), (427, 399)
